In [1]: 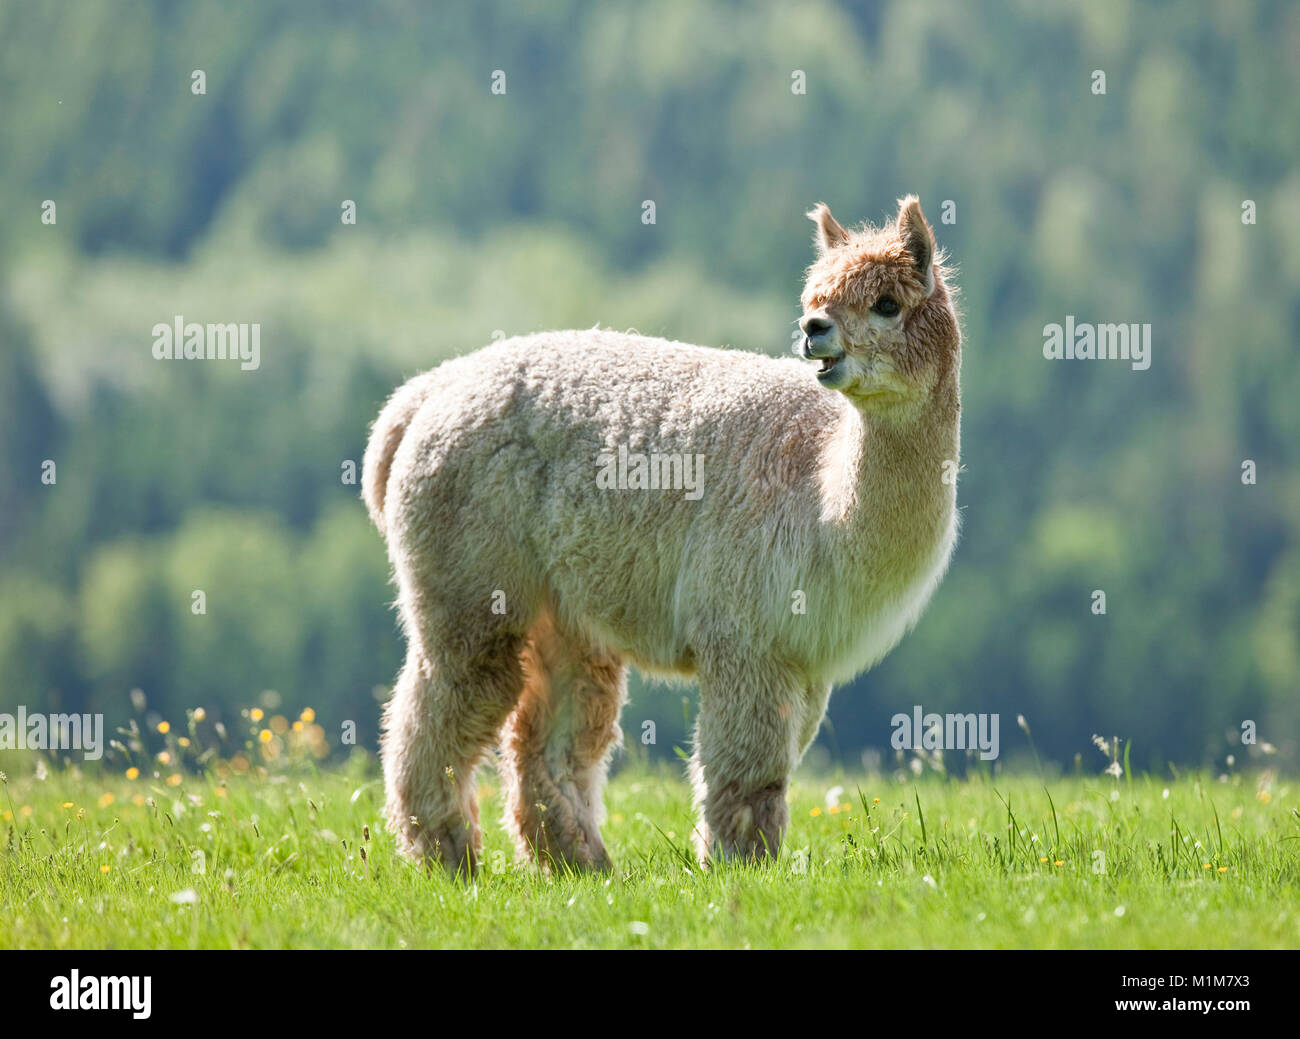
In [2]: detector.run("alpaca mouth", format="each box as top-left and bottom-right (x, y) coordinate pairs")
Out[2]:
(815, 355), (842, 379)
(801, 336), (846, 382)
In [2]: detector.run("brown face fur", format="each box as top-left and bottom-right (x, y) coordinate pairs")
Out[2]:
(797, 196), (960, 415)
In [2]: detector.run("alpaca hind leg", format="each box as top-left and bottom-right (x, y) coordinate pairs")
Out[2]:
(381, 629), (526, 876)
(500, 615), (627, 871)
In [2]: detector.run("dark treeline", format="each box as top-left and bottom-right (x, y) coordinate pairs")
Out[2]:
(1, 0), (1296, 770)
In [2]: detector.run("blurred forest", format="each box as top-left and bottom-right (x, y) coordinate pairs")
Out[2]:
(0, 0), (1297, 772)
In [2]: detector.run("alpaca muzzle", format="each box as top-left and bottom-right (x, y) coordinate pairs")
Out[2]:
(799, 335), (846, 378)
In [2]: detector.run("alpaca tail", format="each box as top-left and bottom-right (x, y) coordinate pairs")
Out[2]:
(362, 375), (430, 533)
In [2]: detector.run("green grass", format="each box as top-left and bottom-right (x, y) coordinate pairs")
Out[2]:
(2, 761), (1297, 949)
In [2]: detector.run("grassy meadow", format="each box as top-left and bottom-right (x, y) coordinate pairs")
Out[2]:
(2, 737), (1296, 949)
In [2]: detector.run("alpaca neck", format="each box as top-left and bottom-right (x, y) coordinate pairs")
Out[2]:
(818, 381), (959, 559)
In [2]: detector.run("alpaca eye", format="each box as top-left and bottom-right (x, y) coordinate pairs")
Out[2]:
(872, 297), (900, 317)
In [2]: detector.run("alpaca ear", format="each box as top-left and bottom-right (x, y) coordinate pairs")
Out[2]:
(897, 195), (935, 293)
(807, 203), (850, 255)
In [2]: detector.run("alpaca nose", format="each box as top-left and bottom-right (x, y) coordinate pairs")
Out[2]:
(801, 316), (834, 339)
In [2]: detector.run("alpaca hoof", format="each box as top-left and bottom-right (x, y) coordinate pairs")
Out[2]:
(531, 826), (612, 874)
(702, 786), (787, 863)
(390, 812), (477, 877)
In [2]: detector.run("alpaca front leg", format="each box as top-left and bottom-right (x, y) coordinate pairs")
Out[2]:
(691, 661), (800, 862)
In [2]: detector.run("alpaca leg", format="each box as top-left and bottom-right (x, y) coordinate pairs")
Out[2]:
(499, 615), (627, 871)
(381, 629), (526, 876)
(690, 655), (801, 862)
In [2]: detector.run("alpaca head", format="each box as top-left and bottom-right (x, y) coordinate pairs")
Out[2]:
(796, 196), (959, 414)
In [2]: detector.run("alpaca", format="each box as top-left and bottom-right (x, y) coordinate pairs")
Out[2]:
(363, 196), (961, 874)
